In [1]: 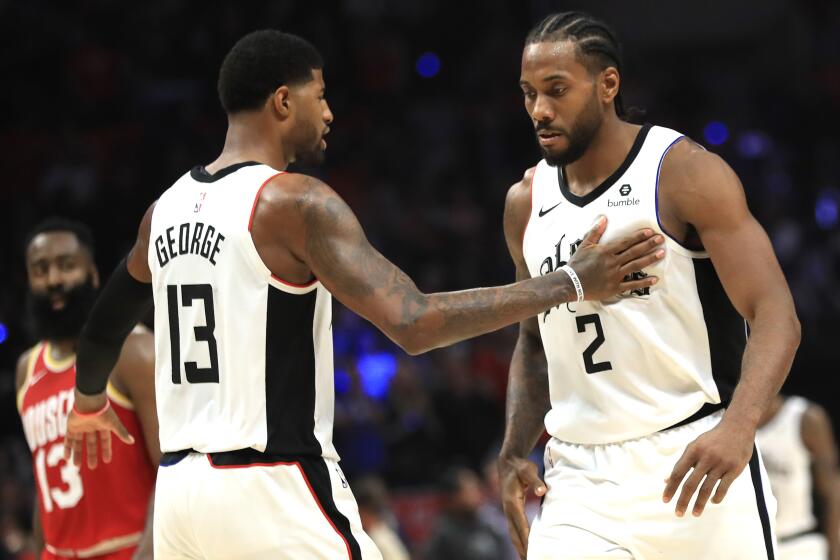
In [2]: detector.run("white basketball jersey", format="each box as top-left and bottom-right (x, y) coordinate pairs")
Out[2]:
(149, 162), (338, 460)
(523, 124), (747, 444)
(756, 396), (817, 538)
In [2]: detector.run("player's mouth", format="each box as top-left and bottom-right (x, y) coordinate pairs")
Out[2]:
(320, 127), (330, 150)
(50, 296), (66, 310)
(537, 130), (564, 147)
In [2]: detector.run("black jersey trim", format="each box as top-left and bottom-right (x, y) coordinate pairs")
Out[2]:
(556, 123), (652, 208)
(264, 286), (323, 457)
(749, 447), (777, 559)
(190, 161), (262, 183)
(692, 259), (746, 404)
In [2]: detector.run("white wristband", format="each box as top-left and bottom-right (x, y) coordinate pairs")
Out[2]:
(560, 265), (584, 303)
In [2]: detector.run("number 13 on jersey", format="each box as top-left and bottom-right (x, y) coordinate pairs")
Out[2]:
(167, 283), (220, 384)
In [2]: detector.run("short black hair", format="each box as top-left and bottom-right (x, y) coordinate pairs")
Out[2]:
(24, 217), (95, 257)
(526, 12), (627, 118)
(217, 29), (324, 114)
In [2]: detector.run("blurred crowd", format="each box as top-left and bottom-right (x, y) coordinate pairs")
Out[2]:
(1, 0), (838, 557)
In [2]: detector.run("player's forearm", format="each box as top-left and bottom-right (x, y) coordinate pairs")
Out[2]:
(722, 302), (800, 431)
(76, 258), (152, 396)
(393, 272), (574, 355)
(500, 332), (550, 460)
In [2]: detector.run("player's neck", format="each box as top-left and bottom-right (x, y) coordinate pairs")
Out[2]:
(207, 115), (291, 173)
(563, 116), (640, 198)
(46, 338), (77, 361)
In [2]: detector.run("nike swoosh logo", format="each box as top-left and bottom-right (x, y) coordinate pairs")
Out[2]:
(538, 202), (561, 217)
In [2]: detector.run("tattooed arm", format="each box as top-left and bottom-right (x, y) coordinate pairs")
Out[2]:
(497, 170), (553, 560)
(267, 173), (662, 355)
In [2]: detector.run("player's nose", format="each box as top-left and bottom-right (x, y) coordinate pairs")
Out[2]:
(531, 93), (554, 122)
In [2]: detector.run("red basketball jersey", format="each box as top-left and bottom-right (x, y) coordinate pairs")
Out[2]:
(17, 342), (156, 557)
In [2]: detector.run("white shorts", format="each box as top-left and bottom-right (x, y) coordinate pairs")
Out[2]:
(154, 451), (382, 560)
(529, 411), (778, 559)
(777, 532), (827, 560)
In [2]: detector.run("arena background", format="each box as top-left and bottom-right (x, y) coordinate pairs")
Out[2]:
(1, 0), (838, 558)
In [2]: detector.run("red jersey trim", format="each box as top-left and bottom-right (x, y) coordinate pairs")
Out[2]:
(206, 456), (352, 559)
(270, 273), (318, 289)
(247, 171), (286, 232)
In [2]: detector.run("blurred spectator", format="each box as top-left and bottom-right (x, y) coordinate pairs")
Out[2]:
(354, 476), (411, 560)
(383, 358), (443, 486)
(424, 467), (507, 560)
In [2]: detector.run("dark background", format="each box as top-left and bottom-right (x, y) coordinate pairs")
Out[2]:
(0, 0), (838, 557)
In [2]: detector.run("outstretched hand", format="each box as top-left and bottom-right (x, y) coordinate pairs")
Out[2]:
(499, 455), (546, 559)
(64, 390), (135, 469)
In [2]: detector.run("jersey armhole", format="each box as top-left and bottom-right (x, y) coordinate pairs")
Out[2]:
(16, 345), (41, 411)
(106, 381), (135, 411)
(654, 136), (708, 259)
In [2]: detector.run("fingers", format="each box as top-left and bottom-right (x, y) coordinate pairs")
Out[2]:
(99, 430), (113, 464)
(518, 463), (546, 496)
(65, 433), (84, 467)
(663, 446), (696, 504)
(692, 471), (722, 516)
(85, 431), (99, 470)
(505, 516), (528, 559)
(616, 235), (665, 268)
(506, 505), (531, 559)
(618, 276), (659, 293)
(619, 250), (665, 276)
(711, 472), (737, 504)
(581, 215), (607, 246)
(674, 466), (708, 517)
(111, 415), (136, 446)
(607, 228), (654, 254)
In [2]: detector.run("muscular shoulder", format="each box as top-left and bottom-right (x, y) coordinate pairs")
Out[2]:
(259, 172), (336, 214)
(503, 167), (536, 248)
(660, 139), (741, 203)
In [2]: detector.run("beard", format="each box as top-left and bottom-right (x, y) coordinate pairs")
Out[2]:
(294, 120), (327, 166)
(538, 92), (603, 167)
(26, 278), (98, 342)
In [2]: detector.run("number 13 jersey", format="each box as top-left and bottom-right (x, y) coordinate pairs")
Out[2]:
(522, 124), (746, 445)
(149, 162), (338, 459)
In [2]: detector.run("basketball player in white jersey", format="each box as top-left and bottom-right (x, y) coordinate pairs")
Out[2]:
(756, 395), (840, 560)
(499, 12), (801, 560)
(57, 30), (665, 559)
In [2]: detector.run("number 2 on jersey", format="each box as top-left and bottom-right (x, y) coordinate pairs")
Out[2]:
(167, 284), (220, 384)
(576, 313), (612, 374)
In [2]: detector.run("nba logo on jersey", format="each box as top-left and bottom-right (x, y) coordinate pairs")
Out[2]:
(194, 192), (206, 213)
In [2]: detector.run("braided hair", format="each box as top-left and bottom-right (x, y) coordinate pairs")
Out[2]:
(526, 12), (627, 119)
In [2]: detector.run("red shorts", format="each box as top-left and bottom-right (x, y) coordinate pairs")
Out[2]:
(42, 545), (137, 560)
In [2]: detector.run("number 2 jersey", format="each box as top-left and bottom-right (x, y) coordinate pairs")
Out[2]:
(522, 124), (746, 445)
(149, 162), (338, 459)
(17, 341), (155, 557)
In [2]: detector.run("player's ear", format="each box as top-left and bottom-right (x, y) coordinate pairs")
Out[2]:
(600, 67), (620, 105)
(271, 86), (292, 119)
